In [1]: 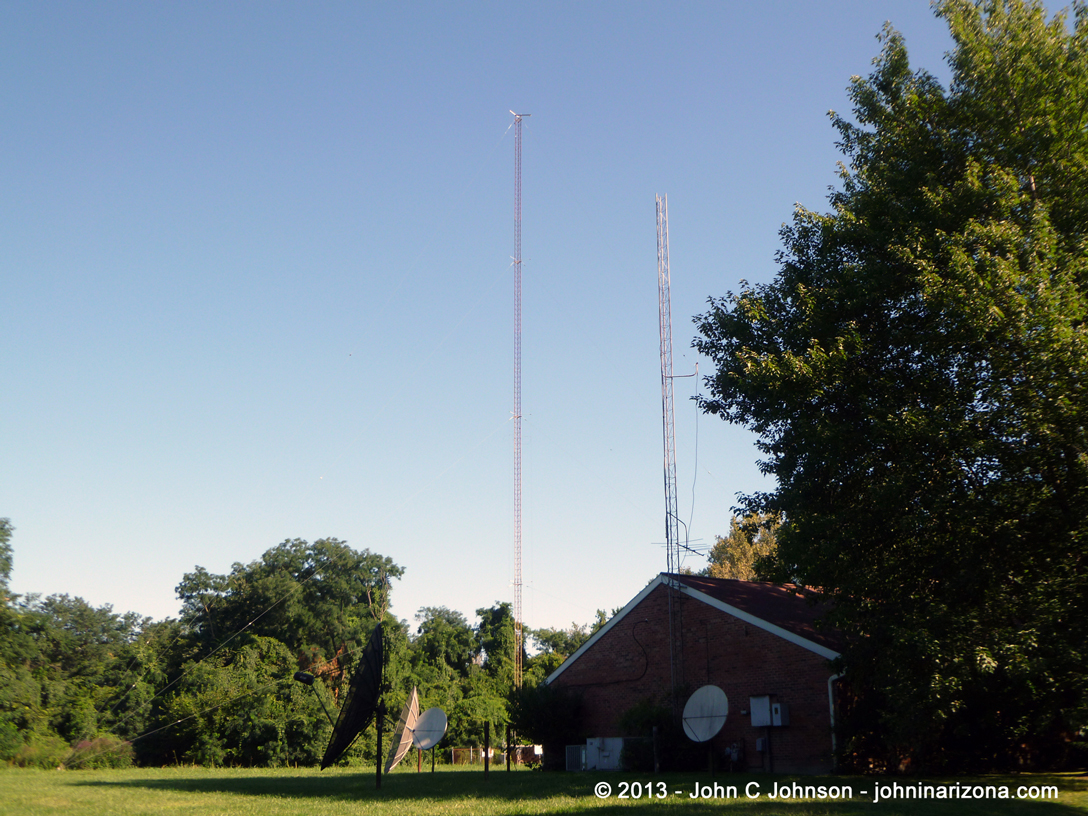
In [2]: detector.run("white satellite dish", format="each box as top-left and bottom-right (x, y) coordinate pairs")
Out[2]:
(682, 685), (728, 743)
(384, 687), (420, 773)
(412, 707), (448, 751)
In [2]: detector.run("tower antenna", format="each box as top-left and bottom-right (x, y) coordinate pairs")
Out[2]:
(657, 194), (679, 579)
(511, 111), (529, 690)
(657, 194), (683, 705)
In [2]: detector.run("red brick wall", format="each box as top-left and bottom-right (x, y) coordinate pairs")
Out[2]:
(550, 582), (837, 774)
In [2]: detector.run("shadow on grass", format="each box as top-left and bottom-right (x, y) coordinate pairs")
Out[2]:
(76, 769), (590, 801)
(74, 769), (1087, 814)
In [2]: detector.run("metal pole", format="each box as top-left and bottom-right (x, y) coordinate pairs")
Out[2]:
(376, 705), (384, 790)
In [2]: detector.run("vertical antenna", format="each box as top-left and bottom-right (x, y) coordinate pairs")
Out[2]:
(657, 194), (679, 577)
(511, 111), (529, 690)
(657, 194), (683, 706)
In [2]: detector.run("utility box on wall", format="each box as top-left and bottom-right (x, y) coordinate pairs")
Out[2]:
(750, 696), (772, 727)
(751, 696), (790, 727)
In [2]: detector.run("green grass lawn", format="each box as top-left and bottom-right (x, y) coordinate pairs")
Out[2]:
(0, 765), (1084, 816)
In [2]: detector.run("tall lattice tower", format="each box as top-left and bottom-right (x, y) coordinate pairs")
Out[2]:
(657, 194), (680, 578)
(657, 194), (683, 703)
(511, 111), (529, 689)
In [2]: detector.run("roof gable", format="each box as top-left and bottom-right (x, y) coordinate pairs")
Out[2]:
(545, 573), (840, 685)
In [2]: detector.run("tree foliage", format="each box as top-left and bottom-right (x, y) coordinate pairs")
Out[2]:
(176, 538), (402, 667)
(0, 585), (159, 766)
(164, 538), (402, 767)
(154, 635), (329, 767)
(0, 519), (13, 595)
(694, 0), (1088, 771)
(704, 513), (779, 581)
(508, 682), (584, 769)
(414, 606), (476, 677)
(0, 524), (603, 768)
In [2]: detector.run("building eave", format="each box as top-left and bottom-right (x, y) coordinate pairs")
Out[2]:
(544, 573), (840, 686)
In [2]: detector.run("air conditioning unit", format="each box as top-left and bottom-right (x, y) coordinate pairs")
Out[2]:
(565, 744), (586, 771)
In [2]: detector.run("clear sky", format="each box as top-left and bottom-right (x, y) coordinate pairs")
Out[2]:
(2, 2), (957, 634)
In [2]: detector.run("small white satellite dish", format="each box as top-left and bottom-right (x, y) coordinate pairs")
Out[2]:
(682, 684), (728, 743)
(412, 707), (448, 751)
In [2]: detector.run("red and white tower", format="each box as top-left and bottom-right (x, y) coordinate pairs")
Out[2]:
(511, 111), (529, 689)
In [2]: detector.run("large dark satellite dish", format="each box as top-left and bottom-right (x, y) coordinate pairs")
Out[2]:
(320, 622), (384, 769)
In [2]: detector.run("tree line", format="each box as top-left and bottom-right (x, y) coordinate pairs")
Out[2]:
(0, 522), (601, 769)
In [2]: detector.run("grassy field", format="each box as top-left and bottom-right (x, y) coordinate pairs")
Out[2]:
(0, 765), (1084, 816)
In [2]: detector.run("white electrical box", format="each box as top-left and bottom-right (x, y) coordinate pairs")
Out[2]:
(585, 737), (624, 770)
(749, 696), (772, 727)
(755, 737), (766, 751)
(771, 702), (790, 726)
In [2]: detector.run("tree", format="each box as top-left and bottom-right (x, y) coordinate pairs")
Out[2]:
(475, 602), (518, 685)
(508, 683), (583, 769)
(153, 635), (330, 767)
(413, 606), (476, 677)
(0, 519), (12, 598)
(526, 624), (589, 681)
(176, 538), (403, 666)
(694, 0), (1088, 770)
(530, 624), (590, 660)
(0, 584), (163, 766)
(165, 539), (404, 766)
(403, 607), (474, 734)
(704, 514), (779, 581)
(0, 520), (39, 745)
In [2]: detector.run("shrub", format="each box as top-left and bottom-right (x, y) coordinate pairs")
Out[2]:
(66, 736), (134, 769)
(0, 720), (21, 762)
(13, 733), (69, 769)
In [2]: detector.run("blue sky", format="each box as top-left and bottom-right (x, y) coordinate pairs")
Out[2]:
(2, 2), (956, 633)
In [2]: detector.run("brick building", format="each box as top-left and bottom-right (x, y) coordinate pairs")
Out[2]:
(545, 573), (842, 773)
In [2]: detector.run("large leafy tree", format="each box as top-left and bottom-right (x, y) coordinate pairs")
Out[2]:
(475, 602), (518, 686)
(152, 635), (329, 767)
(164, 538), (403, 766)
(703, 514), (779, 581)
(413, 606), (477, 678)
(0, 589), (158, 764)
(176, 538), (402, 666)
(527, 609), (612, 680)
(695, 0), (1088, 770)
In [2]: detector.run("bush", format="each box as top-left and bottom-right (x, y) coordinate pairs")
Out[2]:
(66, 736), (134, 769)
(617, 696), (703, 772)
(13, 733), (69, 769)
(0, 720), (21, 762)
